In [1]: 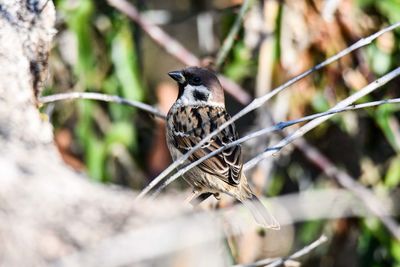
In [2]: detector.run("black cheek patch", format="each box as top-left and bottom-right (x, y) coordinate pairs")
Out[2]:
(193, 90), (208, 101)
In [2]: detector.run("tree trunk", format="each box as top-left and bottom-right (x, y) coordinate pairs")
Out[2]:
(0, 1), (225, 266)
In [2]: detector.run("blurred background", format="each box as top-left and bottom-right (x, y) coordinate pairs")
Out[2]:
(44, 0), (400, 266)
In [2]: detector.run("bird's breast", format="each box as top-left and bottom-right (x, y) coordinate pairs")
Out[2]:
(167, 104), (230, 138)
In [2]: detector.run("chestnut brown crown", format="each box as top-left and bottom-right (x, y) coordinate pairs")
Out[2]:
(168, 67), (224, 104)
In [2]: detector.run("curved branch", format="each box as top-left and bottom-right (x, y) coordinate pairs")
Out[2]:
(39, 92), (166, 119)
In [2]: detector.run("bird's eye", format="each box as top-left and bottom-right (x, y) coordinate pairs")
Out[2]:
(192, 76), (201, 85)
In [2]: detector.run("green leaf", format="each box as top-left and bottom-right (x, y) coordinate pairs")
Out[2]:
(363, 218), (390, 245)
(385, 156), (400, 189)
(375, 104), (400, 153)
(371, 48), (392, 75)
(267, 174), (285, 196)
(298, 220), (324, 244)
(76, 101), (94, 149)
(75, 101), (108, 182)
(61, 0), (98, 87)
(356, 0), (375, 8)
(111, 22), (144, 101)
(105, 121), (134, 148)
(391, 240), (400, 263)
(377, 0), (400, 23)
(312, 92), (330, 113)
(357, 227), (372, 254)
(365, 217), (381, 233)
(224, 42), (256, 82)
(87, 137), (106, 182)
(103, 75), (127, 120)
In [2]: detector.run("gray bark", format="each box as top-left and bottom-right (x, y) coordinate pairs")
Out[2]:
(0, 1), (226, 266)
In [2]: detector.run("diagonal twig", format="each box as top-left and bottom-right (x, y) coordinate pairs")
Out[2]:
(108, 0), (199, 66)
(264, 235), (328, 267)
(233, 235), (328, 267)
(244, 66), (400, 169)
(294, 139), (400, 240)
(215, 0), (253, 69)
(107, 0), (252, 104)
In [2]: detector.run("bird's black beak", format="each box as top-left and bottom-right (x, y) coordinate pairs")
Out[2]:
(168, 70), (185, 84)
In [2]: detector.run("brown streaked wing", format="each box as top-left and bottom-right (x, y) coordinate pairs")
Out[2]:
(172, 106), (243, 186)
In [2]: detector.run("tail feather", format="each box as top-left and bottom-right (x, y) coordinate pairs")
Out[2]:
(241, 194), (280, 230)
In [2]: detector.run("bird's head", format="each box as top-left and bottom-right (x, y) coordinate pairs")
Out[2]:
(168, 67), (224, 107)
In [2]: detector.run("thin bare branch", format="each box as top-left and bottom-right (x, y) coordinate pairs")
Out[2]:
(264, 235), (328, 267)
(245, 66), (400, 169)
(107, 0), (199, 66)
(137, 22), (400, 199)
(217, 75), (252, 103)
(148, 97), (400, 196)
(107, 0), (252, 104)
(234, 235), (328, 267)
(39, 92), (166, 119)
(215, 0), (253, 69)
(250, 21), (400, 112)
(294, 139), (400, 240)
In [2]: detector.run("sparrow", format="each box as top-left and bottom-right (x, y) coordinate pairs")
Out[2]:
(166, 66), (279, 229)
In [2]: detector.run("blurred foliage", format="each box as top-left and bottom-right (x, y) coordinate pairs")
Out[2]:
(47, 0), (399, 266)
(51, 0), (145, 183)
